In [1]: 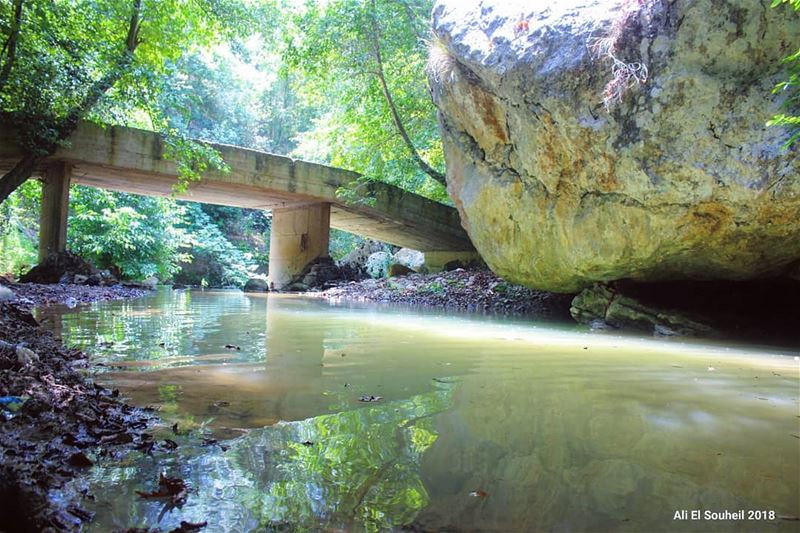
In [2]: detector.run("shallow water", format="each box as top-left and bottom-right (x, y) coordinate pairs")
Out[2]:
(39, 290), (800, 532)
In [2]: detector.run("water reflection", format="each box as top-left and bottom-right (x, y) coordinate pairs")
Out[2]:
(83, 384), (454, 532)
(41, 290), (800, 532)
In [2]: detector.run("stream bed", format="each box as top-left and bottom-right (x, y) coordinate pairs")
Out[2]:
(38, 289), (800, 532)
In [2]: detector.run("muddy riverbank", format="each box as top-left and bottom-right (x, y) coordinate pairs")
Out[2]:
(0, 283), (157, 531)
(2, 281), (149, 308)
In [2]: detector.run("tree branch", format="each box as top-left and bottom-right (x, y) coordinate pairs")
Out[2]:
(0, 0), (143, 205)
(367, 1), (446, 186)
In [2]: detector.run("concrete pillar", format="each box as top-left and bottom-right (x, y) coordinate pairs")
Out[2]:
(268, 203), (330, 290)
(39, 161), (72, 261)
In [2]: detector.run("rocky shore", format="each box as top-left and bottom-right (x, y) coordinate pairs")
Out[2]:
(313, 268), (574, 320)
(0, 282), (155, 531)
(3, 281), (150, 308)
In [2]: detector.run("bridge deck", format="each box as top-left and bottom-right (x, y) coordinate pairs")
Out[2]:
(0, 121), (473, 252)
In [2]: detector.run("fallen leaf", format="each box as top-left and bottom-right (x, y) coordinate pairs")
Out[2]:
(171, 521), (208, 533)
(68, 452), (93, 468)
(136, 473), (189, 506)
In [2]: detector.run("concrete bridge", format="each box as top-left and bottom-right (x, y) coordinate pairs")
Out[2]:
(0, 121), (475, 288)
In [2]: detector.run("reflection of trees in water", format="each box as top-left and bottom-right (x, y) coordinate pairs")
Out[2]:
(45, 291), (266, 366)
(84, 384), (455, 532)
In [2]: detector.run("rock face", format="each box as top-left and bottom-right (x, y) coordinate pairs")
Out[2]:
(430, 0), (800, 293)
(570, 283), (717, 337)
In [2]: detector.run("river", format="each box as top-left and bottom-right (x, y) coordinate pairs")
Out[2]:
(38, 289), (800, 532)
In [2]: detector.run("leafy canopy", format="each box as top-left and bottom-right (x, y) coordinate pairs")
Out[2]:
(283, 0), (449, 203)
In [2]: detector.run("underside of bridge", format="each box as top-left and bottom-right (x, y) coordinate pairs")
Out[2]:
(0, 121), (476, 288)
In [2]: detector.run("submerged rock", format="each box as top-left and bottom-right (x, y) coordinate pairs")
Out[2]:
(430, 0), (800, 292)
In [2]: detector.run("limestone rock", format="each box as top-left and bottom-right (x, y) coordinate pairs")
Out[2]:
(337, 240), (388, 278)
(366, 252), (392, 279)
(0, 286), (13, 302)
(430, 0), (800, 292)
(570, 283), (717, 337)
(392, 248), (426, 272)
(243, 278), (269, 293)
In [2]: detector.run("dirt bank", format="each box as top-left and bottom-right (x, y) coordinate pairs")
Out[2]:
(0, 282), (156, 531)
(3, 281), (149, 308)
(313, 268), (574, 320)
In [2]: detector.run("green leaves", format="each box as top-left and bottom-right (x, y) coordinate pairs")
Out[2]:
(772, 0), (800, 9)
(283, 0), (449, 202)
(67, 186), (188, 280)
(770, 0), (800, 147)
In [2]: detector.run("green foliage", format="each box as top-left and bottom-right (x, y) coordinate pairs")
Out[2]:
(0, 0), (264, 196)
(283, 0), (449, 203)
(0, 180), (40, 274)
(173, 203), (261, 288)
(68, 186), (188, 280)
(329, 229), (365, 261)
(156, 45), (317, 155)
(769, 0), (800, 147)
(419, 280), (444, 296)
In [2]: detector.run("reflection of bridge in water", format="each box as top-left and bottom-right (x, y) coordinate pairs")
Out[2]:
(0, 121), (476, 288)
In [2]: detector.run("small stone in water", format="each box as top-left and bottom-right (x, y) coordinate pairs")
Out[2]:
(359, 395), (383, 402)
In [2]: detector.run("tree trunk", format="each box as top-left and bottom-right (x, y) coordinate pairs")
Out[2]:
(0, 0), (141, 205)
(0, 152), (39, 202)
(0, 0), (24, 92)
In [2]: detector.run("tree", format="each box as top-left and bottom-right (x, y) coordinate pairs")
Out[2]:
(68, 186), (188, 280)
(0, 0), (257, 204)
(768, 0), (800, 147)
(284, 0), (448, 201)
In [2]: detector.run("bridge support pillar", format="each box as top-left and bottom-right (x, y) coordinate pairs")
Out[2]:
(268, 203), (330, 290)
(39, 162), (72, 262)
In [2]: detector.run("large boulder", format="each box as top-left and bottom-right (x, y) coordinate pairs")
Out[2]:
(391, 248), (426, 272)
(243, 278), (269, 293)
(365, 251), (392, 279)
(430, 0), (800, 293)
(337, 240), (388, 278)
